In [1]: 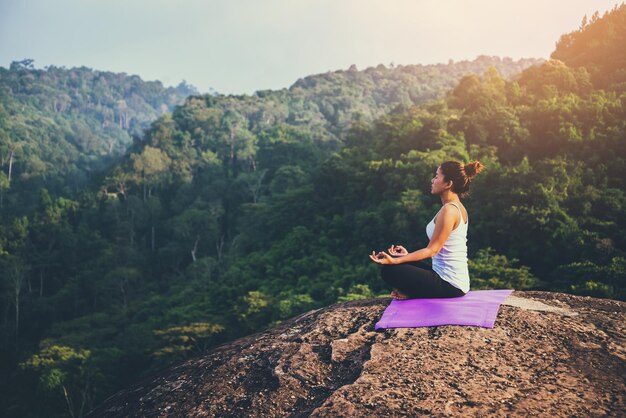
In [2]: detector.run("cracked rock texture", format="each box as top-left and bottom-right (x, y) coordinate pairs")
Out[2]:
(86, 291), (625, 417)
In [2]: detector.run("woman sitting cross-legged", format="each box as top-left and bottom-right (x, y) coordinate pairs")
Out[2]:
(369, 160), (484, 300)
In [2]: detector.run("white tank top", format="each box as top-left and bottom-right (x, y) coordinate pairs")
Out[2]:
(425, 202), (470, 293)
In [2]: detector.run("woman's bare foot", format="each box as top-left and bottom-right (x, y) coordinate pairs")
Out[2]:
(390, 289), (410, 300)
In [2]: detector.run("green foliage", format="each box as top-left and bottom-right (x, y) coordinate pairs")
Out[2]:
(237, 290), (273, 331)
(277, 293), (315, 318)
(555, 256), (626, 299)
(337, 284), (378, 302)
(569, 280), (614, 299)
(152, 322), (226, 366)
(552, 3), (626, 90)
(19, 342), (103, 418)
(468, 247), (541, 290)
(0, 62), (194, 204)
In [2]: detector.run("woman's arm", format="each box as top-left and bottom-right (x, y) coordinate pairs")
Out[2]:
(391, 205), (458, 264)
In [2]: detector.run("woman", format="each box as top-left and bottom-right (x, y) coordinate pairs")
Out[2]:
(369, 160), (484, 299)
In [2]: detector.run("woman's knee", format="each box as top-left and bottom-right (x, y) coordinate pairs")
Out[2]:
(380, 264), (397, 283)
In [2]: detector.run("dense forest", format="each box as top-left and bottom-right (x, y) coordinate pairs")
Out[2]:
(1, 3), (625, 417)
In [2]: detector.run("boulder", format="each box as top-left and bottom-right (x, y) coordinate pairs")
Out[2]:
(86, 291), (625, 417)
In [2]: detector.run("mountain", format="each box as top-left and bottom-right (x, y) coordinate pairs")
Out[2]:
(0, 60), (197, 189)
(279, 55), (543, 137)
(0, 56), (541, 205)
(85, 291), (625, 417)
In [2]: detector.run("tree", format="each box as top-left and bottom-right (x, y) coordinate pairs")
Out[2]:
(130, 146), (172, 201)
(551, 3), (626, 89)
(19, 343), (101, 418)
(236, 290), (273, 331)
(0, 171), (8, 209)
(0, 216), (30, 351)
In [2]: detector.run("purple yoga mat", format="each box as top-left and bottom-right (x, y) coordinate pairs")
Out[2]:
(374, 289), (515, 329)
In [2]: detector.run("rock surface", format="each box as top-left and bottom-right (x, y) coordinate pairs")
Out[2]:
(86, 291), (625, 417)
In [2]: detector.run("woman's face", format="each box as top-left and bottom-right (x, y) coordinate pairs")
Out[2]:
(430, 166), (450, 195)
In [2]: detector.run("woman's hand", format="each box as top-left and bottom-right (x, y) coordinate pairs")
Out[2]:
(369, 250), (396, 264)
(388, 244), (408, 256)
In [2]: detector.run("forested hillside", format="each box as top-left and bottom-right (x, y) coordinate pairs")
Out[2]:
(0, 56), (540, 219)
(0, 61), (197, 187)
(1, 4), (625, 417)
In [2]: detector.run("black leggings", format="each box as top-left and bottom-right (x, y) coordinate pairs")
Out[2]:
(381, 260), (466, 299)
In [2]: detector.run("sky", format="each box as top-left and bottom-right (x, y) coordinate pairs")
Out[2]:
(0, 0), (621, 95)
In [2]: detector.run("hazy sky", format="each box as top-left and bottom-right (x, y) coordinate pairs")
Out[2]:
(0, 0), (620, 94)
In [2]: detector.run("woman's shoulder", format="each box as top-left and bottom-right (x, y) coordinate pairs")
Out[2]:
(434, 203), (457, 221)
(437, 202), (467, 224)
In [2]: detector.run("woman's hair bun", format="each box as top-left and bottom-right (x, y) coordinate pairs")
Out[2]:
(464, 161), (485, 178)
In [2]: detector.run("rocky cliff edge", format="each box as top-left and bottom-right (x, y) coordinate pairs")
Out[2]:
(86, 291), (625, 417)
